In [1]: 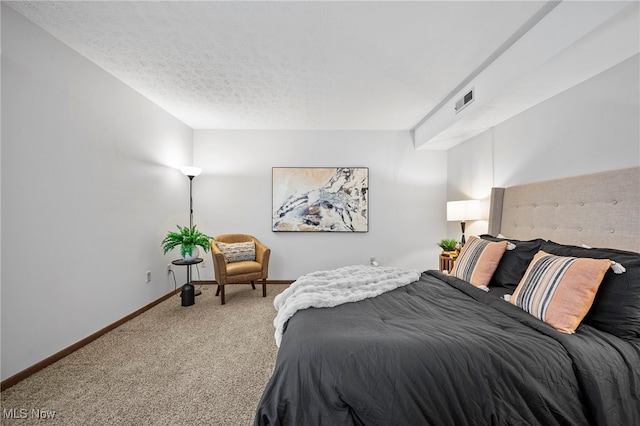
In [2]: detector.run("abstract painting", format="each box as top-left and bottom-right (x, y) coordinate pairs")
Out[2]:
(272, 167), (369, 232)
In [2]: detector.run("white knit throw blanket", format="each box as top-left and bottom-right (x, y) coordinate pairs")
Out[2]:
(273, 265), (421, 347)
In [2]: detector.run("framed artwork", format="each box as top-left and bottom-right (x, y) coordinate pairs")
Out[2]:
(272, 167), (369, 232)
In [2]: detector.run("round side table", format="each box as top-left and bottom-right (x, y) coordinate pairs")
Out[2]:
(172, 258), (203, 298)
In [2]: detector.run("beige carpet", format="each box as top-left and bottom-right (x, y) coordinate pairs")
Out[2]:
(1, 284), (289, 425)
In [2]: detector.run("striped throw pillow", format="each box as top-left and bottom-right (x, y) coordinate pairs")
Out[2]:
(450, 236), (508, 287)
(216, 241), (256, 263)
(510, 250), (611, 334)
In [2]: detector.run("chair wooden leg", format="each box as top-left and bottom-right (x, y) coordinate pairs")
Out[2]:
(215, 285), (221, 296)
(262, 278), (267, 297)
(220, 285), (225, 305)
(251, 281), (256, 290)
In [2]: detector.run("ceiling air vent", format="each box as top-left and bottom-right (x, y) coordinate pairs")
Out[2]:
(454, 88), (474, 114)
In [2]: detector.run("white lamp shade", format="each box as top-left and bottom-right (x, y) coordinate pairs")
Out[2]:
(180, 166), (202, 177)
(447, 200), (483, 221)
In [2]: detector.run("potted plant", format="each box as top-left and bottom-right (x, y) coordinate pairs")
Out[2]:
(162, 225), (212, 261)
(437, 238), (459, 256)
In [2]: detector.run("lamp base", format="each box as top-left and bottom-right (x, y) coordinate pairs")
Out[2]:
(180, 283), (195, 306)
(460, 221), (466, 246)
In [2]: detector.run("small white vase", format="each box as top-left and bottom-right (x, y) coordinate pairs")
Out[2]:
(182, 246), (200, 261)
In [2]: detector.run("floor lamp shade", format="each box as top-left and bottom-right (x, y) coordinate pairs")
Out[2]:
(447, 200), (483, 245)
(180, 166), (202, 178)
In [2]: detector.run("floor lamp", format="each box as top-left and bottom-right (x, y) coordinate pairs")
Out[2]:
(180, 166), (202, 296)
(446, 199), (482, 246)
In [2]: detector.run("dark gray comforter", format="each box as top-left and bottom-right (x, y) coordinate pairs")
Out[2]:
(255, 271), (640, 426)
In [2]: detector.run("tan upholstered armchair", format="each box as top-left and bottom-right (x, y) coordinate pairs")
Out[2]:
(210, 234), (270, 305)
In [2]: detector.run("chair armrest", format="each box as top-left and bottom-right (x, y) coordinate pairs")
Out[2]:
(210, 240), (228, 283)
(254, 239), (271, 278)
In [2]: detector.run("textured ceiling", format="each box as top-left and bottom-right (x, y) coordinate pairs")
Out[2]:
(6, 1), (547, 130)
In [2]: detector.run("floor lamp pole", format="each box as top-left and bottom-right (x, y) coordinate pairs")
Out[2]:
(188, 175), (194, 229)
(180, 166), (202, 297)
(187, 174), (202, 296)
(188, 175), (194, 290)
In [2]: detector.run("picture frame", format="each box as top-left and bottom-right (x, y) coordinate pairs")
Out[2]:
(272, 167), (369, 232)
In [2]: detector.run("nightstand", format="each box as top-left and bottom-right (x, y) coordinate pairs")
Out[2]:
(439, 254), (456, 273)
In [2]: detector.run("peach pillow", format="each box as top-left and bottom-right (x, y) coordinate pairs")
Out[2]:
(451, 236), (508, 287)
(510, 250), (611, 333)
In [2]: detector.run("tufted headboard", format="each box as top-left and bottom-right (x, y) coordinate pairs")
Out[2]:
(488, 167), (640, 253)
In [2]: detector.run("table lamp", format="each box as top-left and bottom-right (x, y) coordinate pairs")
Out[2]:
(446, 199), (482, 245)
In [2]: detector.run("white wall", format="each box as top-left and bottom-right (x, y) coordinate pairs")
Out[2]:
(447, 54), (640, 239)
(193, 130), (447, 280)
(8, 1), (634, 385)
(1, 5), (193, 381)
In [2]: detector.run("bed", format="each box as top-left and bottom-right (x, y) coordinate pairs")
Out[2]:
(254, 167), (640, 426)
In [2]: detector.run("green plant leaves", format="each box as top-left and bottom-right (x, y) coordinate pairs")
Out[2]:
(437, 238), (458, 251)
(161, 225), (212, 255)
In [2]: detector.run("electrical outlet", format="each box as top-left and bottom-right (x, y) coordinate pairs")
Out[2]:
(146, 271), (152, 282)
(167, 264), (172, 274)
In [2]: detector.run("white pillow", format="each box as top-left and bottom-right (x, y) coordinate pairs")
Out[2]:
(216, 241), (256, 263)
